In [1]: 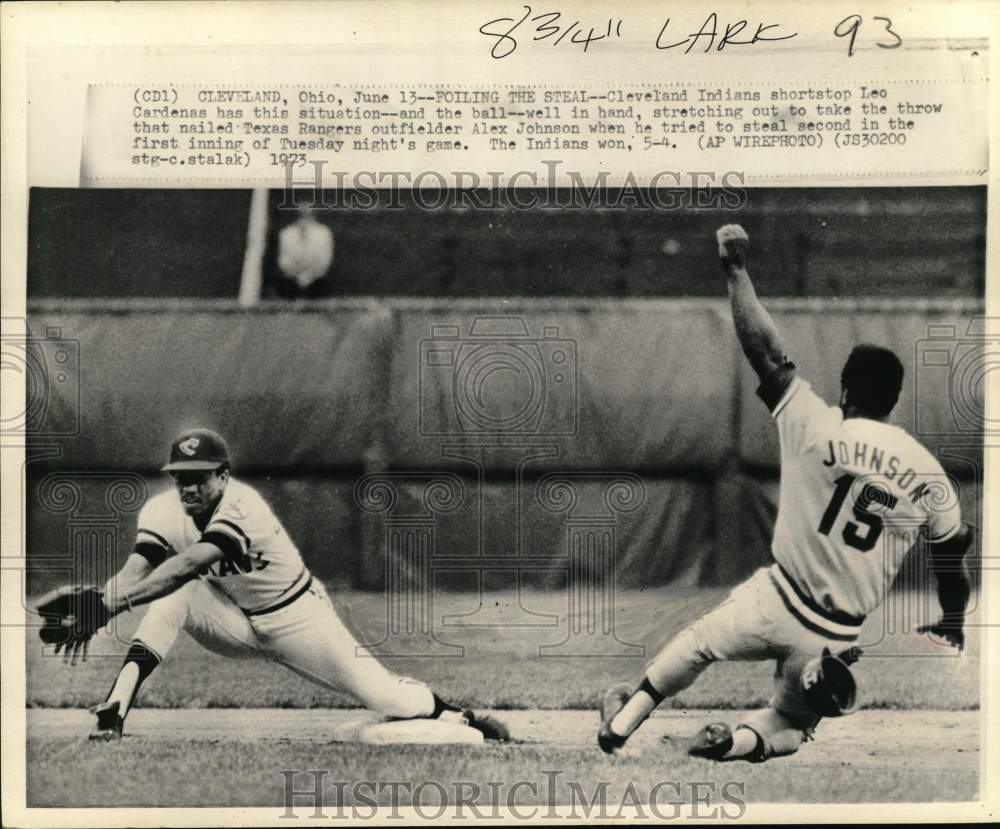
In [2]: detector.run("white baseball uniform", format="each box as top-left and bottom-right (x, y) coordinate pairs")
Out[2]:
(128, 477), (435, 719)
(769, 374), (961, 624)
(643, 364), (961, 759)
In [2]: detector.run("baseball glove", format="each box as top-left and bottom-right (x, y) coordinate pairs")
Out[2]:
(33, 584), (112, 663)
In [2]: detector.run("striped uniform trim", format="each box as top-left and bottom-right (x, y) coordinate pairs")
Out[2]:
(134, 541), (168, 567)
(768, 565), (863, 642)
(204, 518), (251, 555)
(756, 361), (798, 414)
(136, 528), (170, 549)
(243, 569), (312, 616)
(929, 522), (961, 543)
(770, 376), (802, 419)
(201, 531), (245, 565)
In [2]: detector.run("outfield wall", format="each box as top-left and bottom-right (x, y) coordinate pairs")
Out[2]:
(28, 188), (985, 299)
(22, 299), (983, 593)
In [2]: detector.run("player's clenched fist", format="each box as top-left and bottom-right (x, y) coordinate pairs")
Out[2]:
(716, 224), (749, 269)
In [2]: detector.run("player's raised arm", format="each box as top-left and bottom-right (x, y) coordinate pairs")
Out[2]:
(716, 224), (786, 381)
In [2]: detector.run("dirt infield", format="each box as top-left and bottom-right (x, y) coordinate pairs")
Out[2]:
(28, 707), (977, 763)
(24, 590), (982, 808)
(27, 708), (979, 807)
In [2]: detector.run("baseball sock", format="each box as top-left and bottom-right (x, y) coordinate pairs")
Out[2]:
(105, 641), (160, 718)
(610, 677), (665, 738)
(723, 727), (760, 759)
(430, 692), (462, 719)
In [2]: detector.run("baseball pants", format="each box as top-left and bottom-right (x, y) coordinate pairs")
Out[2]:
(131, 577), (436, 719)
(645, 566), (858, 759)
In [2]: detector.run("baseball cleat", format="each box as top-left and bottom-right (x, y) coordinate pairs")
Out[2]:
(463, 709), (511, 742)
(88, 701), (124, 742)
(687, 722), (733, 761)
(597, 683), (632, 754)
(436, 708), (469, 726)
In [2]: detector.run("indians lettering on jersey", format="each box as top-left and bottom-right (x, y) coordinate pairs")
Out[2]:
(133, 478), (309, 613)
(767, 374), (961, 623)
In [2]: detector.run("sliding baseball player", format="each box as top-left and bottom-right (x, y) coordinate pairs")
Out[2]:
(597, 225), (973, 762)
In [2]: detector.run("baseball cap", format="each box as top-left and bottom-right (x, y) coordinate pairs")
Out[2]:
(162, 429), (230, 472)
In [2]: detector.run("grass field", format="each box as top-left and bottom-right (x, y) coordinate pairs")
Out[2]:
(25, 586), (981, 808)
(28, 709), (978, 808)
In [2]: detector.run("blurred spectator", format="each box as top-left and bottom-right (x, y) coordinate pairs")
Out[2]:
(273, 206), (334, 298)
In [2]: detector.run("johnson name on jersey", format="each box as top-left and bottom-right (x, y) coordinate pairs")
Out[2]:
(763, 370), (961, 624)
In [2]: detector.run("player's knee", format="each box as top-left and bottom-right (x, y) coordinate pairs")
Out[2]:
(140, 580), (196, 628)
(673, 626), (719, 669)
(680, 619), (722, 663)
(650, 627), (704, 666)
(645, 628), (716, 697)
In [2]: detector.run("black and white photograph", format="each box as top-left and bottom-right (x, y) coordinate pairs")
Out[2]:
(2, 1), (996, 824)
(14, 180), (987, 812)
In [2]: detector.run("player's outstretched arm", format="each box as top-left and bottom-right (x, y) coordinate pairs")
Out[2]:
(917, 524), (973, 650)
(102, 553), (153, 608)
(36, 543), (225, 662)
(105, 542), (225, 615)
(716, 224), (786, 380)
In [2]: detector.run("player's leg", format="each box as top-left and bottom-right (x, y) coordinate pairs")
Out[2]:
(252, 580), (454, 720)
(91, 579), (261, 740)
(710, 580), (861, 762)
(747, 649), (821, 759)
(693, 651), (820, 762)
(599, 570), (777, 753)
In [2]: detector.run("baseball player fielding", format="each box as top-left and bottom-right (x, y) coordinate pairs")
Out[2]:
(35, 429), (509, 744)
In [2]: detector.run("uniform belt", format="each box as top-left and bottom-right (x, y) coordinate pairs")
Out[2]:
(768, 565), (864, 642)
(243, 574), (313, 617)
